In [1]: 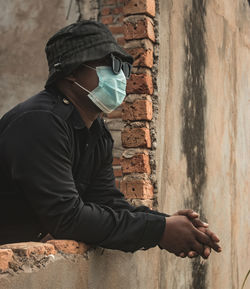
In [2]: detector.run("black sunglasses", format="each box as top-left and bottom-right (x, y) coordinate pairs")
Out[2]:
(111, 54), (132, 79)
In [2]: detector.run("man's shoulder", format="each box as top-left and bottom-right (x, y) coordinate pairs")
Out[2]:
(0, 89), (74, 135)
(8, 89), (72, 118)
(2, 89), (73, 121)
(1, 90), (54, 119)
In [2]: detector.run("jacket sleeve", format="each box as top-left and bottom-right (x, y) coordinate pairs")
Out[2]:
(2, 111), (166, 252)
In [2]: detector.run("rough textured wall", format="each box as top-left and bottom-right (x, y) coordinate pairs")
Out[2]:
(157, 0), (250, 288)
(0, 0), (99, 116)
(0, 240), (161, 289)
(0, 241), (90, 289)
(1, 0), (249, 288)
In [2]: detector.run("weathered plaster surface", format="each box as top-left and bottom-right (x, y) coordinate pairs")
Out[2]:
(0, 254), (89, 289)
(182, 1), (208, 288)
(0, 247), (161, 289)
(157, 1), (194, 288)
(88, 248), (161, 289)
(0, 0), (97, 116)
(157, 0), (250, 288)
(204, 1), (250, 288)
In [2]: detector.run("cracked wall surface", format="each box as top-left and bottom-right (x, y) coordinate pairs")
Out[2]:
(157, 0), (250, 288)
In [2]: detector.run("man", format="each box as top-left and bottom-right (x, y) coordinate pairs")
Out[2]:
(0, 21), (221, 258)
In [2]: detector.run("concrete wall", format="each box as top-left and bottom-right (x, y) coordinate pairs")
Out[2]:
(1, 0), (249, 288)
(0, 249), (161, 289)
(0, 241), (160, 289)
(157, 0), (250, 288)
(0, 254), (90, 289)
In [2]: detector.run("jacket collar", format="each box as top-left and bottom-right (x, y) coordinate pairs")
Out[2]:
(46, 86), (104, 134)
(70, 102), (104, 135)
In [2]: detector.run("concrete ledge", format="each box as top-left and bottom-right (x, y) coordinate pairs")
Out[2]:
(0, 240), (90, 289)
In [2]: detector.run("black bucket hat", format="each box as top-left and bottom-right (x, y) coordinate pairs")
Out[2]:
(45, 20), (133, 87)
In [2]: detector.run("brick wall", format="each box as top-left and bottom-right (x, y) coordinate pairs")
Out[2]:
(101, 0), (157, 208)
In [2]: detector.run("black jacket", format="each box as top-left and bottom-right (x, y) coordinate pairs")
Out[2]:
(0, 87), (167, 252)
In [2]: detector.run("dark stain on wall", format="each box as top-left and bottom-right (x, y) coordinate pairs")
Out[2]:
(182, 1), (208, 288)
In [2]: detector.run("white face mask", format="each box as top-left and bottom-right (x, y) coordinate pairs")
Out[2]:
(74, 65), (127, 114)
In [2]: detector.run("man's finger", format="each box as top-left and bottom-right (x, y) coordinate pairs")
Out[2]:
(174, 209), (199, 218)
(180, 210), (209, 227)
(179, 252), (186, 258)
(188, 251), (198, 258)
(195, 228), (222, 252)
(191, 242), (211, 260)
(192, 218), (209, 228)
(204, 246), (211, 258)
(175, 210), (209, 228)
(192, 241), (204, 256)
(198, 227), (220, 242)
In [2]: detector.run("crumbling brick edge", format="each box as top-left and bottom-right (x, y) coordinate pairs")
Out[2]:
(0, 240), (90, 275)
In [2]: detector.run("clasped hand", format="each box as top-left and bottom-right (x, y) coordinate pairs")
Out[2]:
(159, 209), (222, 259)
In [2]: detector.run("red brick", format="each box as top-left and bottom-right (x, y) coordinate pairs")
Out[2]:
(127, 73), (153, 94)
(122, 99), (152, 121)
(0, 249), (13, 272)
(120, 179), (154, 199)
(124, 0), (155, 17)
(126, 47), (153, 67)
(47, 240), (89, 255)
(121, 153), (151, 174)
(113, 7), (123, 14)
(124, 16), (155, 42)
(109, 25), (124, 35)
(101, 7), (111, 16)
(116, 15), (124, 23)
(117, 36), (126, 45)
(122, 127), (151, 148)
(114, 168), (123, 177)
(0, 242), (56, 257)
(101, 15), (114, 25)
(113, 157), (121, 165)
